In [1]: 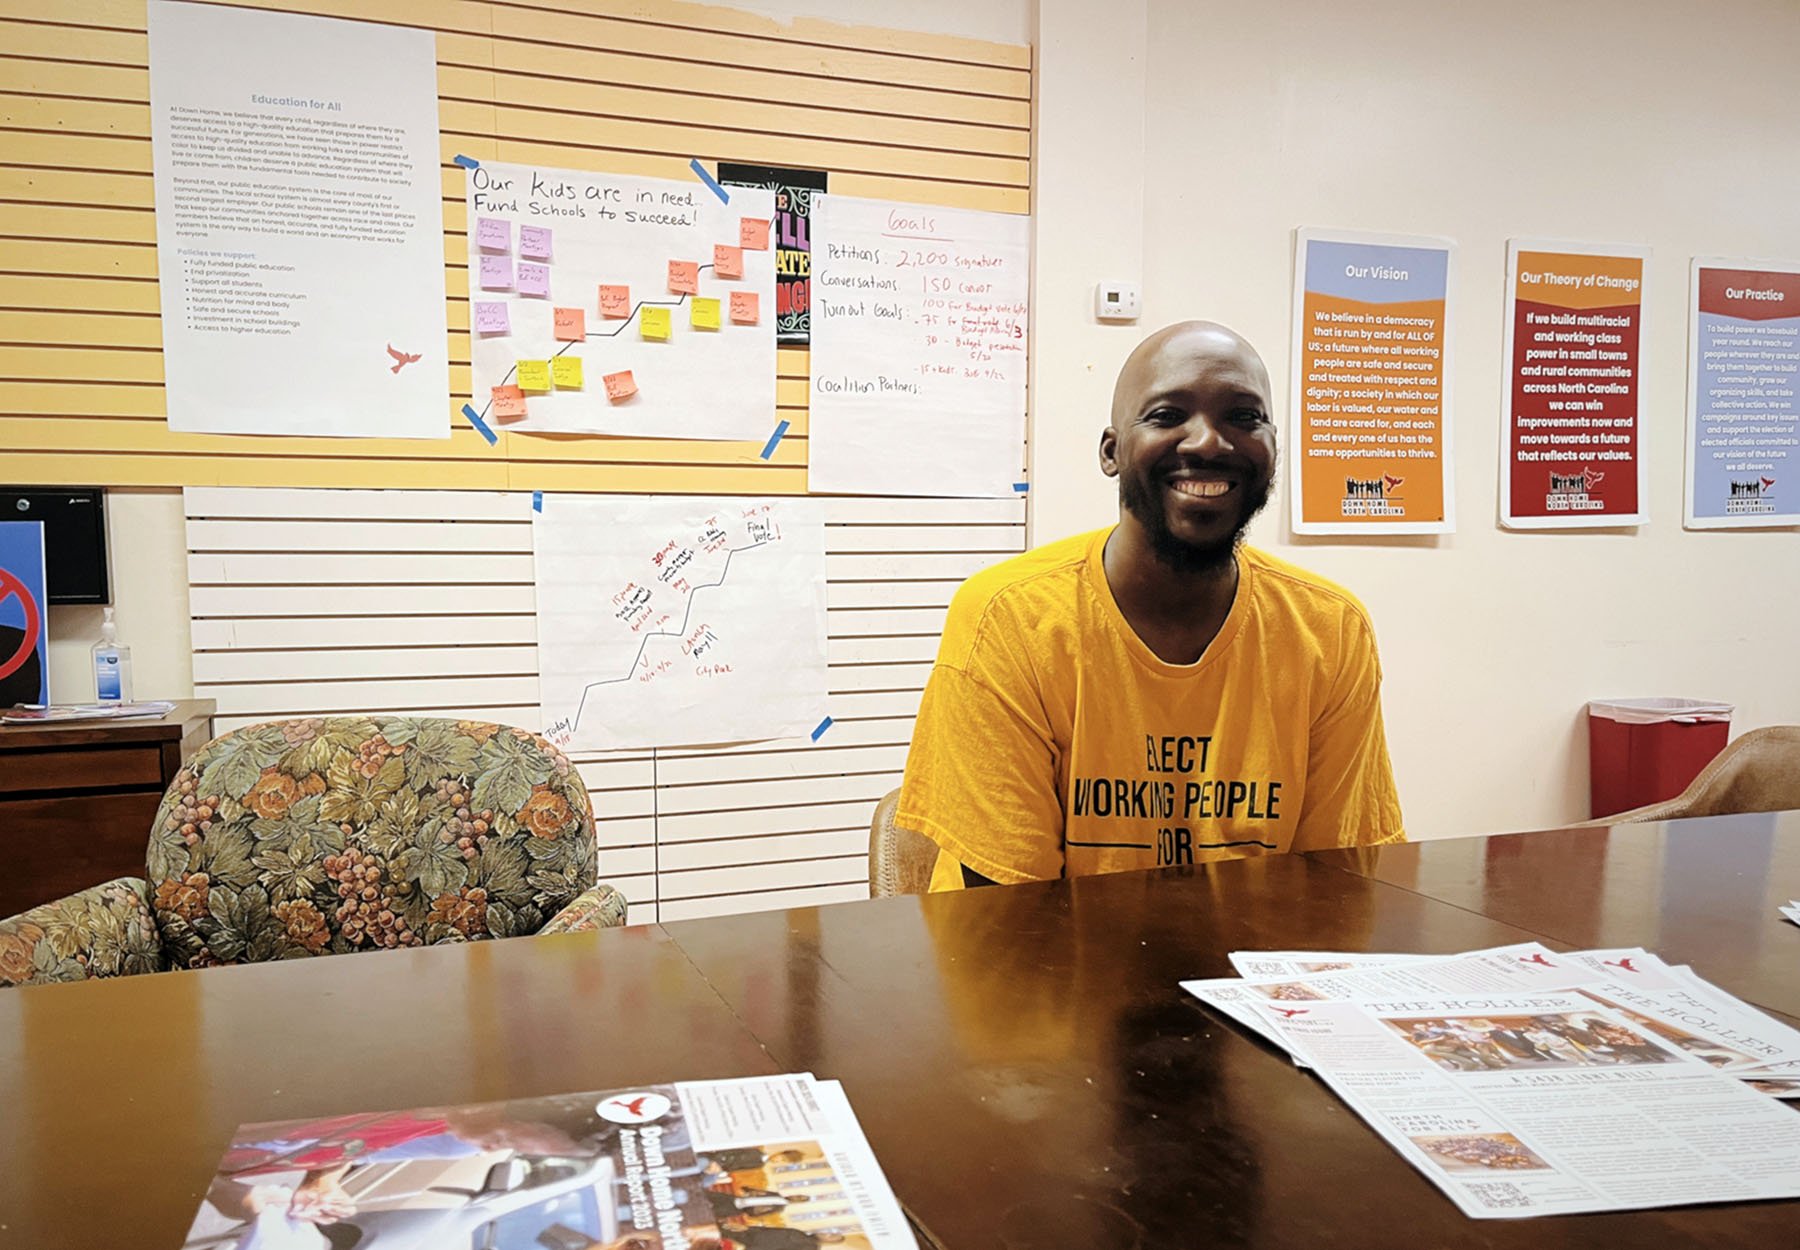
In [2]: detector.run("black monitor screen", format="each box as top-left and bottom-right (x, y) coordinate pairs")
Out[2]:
(1, 488), (109, 605)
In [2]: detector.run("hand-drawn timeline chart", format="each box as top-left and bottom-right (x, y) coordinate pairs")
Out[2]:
(533, 495), (828, 751)
(465, 163), (776, 439)
(808, 194), (1029, 496)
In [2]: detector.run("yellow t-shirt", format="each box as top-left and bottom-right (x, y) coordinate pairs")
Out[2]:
(898, 527), (1404, 889)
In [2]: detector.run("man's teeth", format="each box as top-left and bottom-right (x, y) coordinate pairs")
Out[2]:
(1170, 479), (1234, 498)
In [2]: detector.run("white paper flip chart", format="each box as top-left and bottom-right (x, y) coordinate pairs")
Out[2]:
(467, 163), (776, 440)
(808, 195), (1029, 496)
(534, 495), (828, 751)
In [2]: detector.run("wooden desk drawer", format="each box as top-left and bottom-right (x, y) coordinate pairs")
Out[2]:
(0, 791), (160, 917)
(0, 745), (167, 795)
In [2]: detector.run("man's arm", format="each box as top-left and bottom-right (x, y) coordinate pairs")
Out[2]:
(1291, 611), (1405, 851)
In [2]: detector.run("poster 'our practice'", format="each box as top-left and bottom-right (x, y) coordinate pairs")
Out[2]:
(1289, 229), (1455, 535)
(1501, 241), (1649, 529)
(1685, 259), (1800, 529)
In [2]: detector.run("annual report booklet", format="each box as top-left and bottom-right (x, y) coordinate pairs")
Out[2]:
(180, 1073), (918, 1250)
(1186, 947), (1800, 1218)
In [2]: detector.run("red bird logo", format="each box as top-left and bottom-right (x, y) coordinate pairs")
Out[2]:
(1582, 466), (1605, 490)
(1272, 1007), (1311, 1020)
(1382, 475), (1404, 492)
(1604, 957), (1639, 974)
(609, 1096), (651, 1117)
(1762, 477), (1777, 491)
(386, 344), (422, 374)
(1519, 953), (1553, 967)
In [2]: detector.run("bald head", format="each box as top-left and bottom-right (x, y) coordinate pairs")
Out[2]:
(1110, 321), (1272, 426)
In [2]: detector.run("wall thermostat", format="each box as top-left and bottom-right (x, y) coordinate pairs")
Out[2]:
(1095, 282), (1141, 321)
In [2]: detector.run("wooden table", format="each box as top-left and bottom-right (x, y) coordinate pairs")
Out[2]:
(1312, 809), (1800, 1020)
(1, 813), (1796, 1248)
(0, 698), (215, 916)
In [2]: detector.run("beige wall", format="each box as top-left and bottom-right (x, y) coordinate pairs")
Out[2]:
(1032, 0), (1800, 836)
(44, 0), (1799, 840)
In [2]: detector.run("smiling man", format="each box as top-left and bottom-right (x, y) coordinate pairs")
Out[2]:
(898, 320), (1404, 889)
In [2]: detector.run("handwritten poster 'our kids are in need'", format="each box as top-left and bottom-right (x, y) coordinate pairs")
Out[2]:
(465, 162), (776, 440)
(808, 195), (1029, 497)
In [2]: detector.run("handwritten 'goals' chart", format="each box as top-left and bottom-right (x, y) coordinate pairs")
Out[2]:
(466, 163), (776, 439)
(533, 495), (828, 751)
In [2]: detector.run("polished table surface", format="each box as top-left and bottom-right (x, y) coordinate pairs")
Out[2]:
(1312, 809), (1800, 1020)
(2, 815), (1798, 1247)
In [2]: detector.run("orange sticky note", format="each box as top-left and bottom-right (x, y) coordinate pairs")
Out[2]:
(729, 290), (760, 324)
(739, 217), (771, 250)
(668, 260), (699, 295)
(490, 385), (526, 418)
(599, 285), (631, 318)
(604, 370), (637, 402)
(713, 244), (743, 279)
(552, 307), (585, 342)
(690, 296), (721, 330)
(640, 306), (671, 341)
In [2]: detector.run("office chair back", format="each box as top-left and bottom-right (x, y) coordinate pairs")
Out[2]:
(869, 788), (938, 897)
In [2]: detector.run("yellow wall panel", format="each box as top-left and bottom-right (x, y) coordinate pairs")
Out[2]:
(0, 0), (1030, 493)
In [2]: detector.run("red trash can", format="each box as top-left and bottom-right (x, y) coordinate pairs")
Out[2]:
(1586, 698), (1734, 819)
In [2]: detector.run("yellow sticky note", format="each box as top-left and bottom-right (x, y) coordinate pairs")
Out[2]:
(690, 296), (721, 330)
(516, 360), (552, 391)
(551, 355), (583, 388)
(641, 306), (672, 341)
(490, 385), (526, 419)
(553, 307), (585, 342)
(729, 290), (759, 324)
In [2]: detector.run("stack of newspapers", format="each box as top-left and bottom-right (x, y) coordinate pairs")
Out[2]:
(180, 1073), (918, 1249)
(1184, 945), (1800, 1219)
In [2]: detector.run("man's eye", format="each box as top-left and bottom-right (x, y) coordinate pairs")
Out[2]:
(1144, 407), (1183, 425)
(1230, 408), (1267, 427)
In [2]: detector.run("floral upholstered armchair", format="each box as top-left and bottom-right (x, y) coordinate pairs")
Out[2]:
(0, 717), (626, 987)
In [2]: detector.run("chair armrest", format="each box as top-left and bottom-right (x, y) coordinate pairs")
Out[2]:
(539, 884), (629, 935)
(0, 877), (165, 988)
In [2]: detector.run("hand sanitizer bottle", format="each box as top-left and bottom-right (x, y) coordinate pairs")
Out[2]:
(92, 608), (133, 703)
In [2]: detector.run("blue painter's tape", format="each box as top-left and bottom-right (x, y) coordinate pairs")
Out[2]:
(461, 403), (498, 446)
(689, 158), (729, 204)
(532, 490), (543, 512)
(759, 419), (791, 461)
(810, 716), (834, 743)
(1013, 481), (1029, 493)
(453, 154), (480, 169)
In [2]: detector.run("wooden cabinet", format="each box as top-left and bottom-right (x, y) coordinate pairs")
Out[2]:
(0, 701), (215, 917)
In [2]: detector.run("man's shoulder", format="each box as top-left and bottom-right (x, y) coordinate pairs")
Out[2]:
(939, 529), (1100, 654)
(1242, 546), (1378, 640)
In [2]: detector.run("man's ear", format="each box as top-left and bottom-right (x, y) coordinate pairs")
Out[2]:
(1098, 426), (1120, 477)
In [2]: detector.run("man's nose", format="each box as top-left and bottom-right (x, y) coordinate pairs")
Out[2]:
(1176, 414), (1232, 457)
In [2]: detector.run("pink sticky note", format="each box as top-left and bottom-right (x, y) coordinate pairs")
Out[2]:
(599, 285), (631, 318)
(475, 217), (510, 251)
(739, 217), (771, 250)
(603, 370), (637, 402)
(478, 254), (512, 290)
(668, 260), (699, 295)
(517, 261), (550, 298)
(553, 306), (585, 342)
(491, 385), (526, 418)
(713, 244), (743, 279)
(519, 225), (553, 260)
(473, 301), (511, 335)
(729, 290), (759, 324)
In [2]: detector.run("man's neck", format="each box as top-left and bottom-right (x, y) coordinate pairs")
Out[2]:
(1101, 520), (1241, 665)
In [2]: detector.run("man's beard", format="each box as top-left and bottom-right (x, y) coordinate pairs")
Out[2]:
(1119, 468), (1273, 575)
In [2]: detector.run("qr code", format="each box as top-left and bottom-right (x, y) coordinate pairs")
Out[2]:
(1466, 1183), (1532, 1210)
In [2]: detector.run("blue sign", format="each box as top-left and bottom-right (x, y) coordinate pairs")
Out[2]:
(0, 521), (49, 706)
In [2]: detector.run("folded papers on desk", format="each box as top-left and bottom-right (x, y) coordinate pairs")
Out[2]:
(1186, 944), (1800, 1219)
